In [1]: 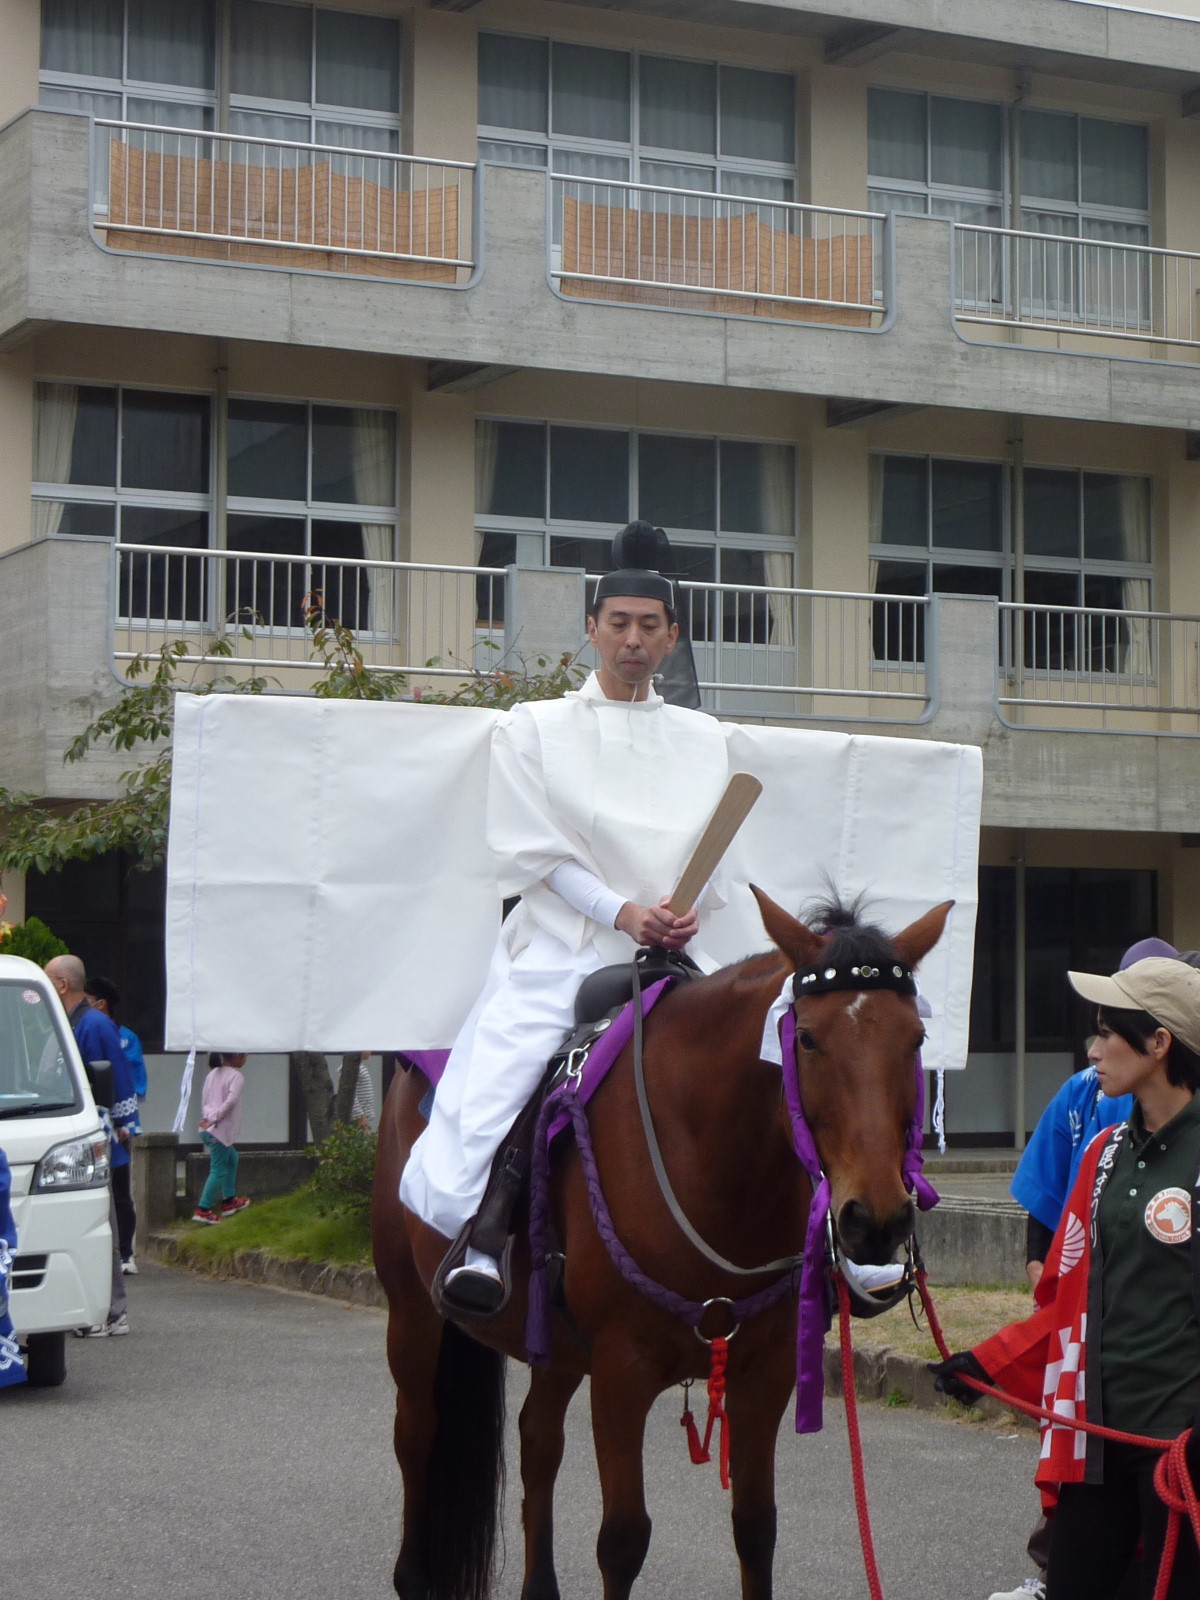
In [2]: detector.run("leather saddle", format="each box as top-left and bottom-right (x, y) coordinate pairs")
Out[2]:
(430, 949), (700, 1321)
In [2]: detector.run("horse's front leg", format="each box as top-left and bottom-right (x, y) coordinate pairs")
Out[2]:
(589, 1342), (661, 1600)
(726, 1335), (796, 1600)
(519, 1366), (584, 1600)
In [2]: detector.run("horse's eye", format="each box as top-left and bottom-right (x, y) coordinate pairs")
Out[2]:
(916, 1031), (928, 1051)
(797, 1029), (818, 1052)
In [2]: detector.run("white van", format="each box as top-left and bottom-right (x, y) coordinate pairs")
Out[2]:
(0, 953), (112, 1385)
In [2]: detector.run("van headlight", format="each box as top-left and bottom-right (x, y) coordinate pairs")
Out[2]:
(33, 1130), (111, 1191)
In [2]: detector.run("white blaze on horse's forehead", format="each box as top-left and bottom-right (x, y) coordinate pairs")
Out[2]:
(846, 993), (869, 1023)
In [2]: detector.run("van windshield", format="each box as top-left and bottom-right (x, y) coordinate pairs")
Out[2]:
(0, 980), (81, 1118)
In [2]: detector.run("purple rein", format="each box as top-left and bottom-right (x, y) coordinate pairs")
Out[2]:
(527, 984), (939, 1437)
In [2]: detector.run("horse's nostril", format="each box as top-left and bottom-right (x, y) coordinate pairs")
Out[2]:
(837, 1198), (912, 1266)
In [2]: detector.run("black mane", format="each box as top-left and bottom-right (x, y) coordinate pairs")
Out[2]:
(803, 892), (902, 971)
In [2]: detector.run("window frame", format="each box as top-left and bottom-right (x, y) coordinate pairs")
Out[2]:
(477, 31), (797, 201)
(39, 0), (403, 148)
(473, 417), (798, 646)
(867, 88), (1151, 245)
(869, 450), (1156, 675)
(33, 380), (400, 635)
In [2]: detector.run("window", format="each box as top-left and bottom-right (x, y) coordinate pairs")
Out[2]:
(475, 418), (795, 642)
(869, 453), (1153, 671)
(868, 90), (1150, 319)
(478, 33), (795, 201)
(870, 455), (1005, 663)
(970, 866), (1156, 1055)
(39, 0), (401, 151)
(25, 853), (168, 1051)
(226, 398), (397, 631)
(33, 383), (398, 632)
(1021, 468), (1152, 672)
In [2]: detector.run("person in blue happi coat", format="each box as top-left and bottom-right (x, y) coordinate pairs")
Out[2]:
(46, 955), (140, 1337)
(1, 1148), (27, 1388)
(86, 976), (145, 1273)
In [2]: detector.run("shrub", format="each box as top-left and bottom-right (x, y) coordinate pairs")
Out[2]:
(0, 916), (69, 967)
(310, 1121), (377, 1217)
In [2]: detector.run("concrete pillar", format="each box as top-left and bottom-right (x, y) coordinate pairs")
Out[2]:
(0, 0), (39, 128)
(504, 566), (586, 667)
(132, 1132), (179, 1234)
(404, 10), (477, 163)
(925, 594), (1000, 746)
(807, 425), (870, 593)
(0, 348), (33, 557)
(803, 68), (868, 211)
(406, 387), (476, 566)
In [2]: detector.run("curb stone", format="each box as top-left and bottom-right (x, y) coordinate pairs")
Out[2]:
(145, 1231), (1030, 1425)
(144, 1230), (386, 1309)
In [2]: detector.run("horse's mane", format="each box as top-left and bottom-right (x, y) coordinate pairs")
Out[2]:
(803, 892), (902, 969)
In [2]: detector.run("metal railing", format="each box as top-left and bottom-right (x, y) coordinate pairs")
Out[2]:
(954, 224), (1200, 349)
(551, 175), (886, 323)
(676, 580), (929, 718)
(112, 544), (504, 678)
(93, 120), (474, 277)
(999, 602), (1200, 730)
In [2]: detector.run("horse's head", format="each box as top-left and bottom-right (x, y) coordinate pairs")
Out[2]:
(751, 886), (953, 1267)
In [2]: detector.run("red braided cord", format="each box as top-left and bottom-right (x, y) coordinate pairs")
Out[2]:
(679, 1337), (733, 1489)
(837, 1274), (886, 1600)
(916, 1269), (1200, 1597)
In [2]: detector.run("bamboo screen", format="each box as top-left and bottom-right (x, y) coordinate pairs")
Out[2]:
(560, 196), (876, 324)
(104, 141), (461, 282)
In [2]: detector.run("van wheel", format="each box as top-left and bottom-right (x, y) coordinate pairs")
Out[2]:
(24, 1331), (67, 1387)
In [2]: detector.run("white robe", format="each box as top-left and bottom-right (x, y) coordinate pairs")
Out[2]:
(398, 672), (730, 1239)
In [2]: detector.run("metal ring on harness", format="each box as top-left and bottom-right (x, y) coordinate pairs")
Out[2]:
(693, 1297), (741, 1345)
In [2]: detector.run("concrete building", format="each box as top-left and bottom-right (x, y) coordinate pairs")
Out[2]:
(5, 0), (1200, 1142)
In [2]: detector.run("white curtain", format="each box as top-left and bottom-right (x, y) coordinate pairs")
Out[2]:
(352, 410), (396, 636)
(762, 549), (795, 647)
(231, 0), (311, 104)
(758, 446), (796, 645)
(474, 420), (500, 514)
(126, 0), (214, 91)
(32, 384), (79, 540)
(1120, 577), (1152, 679)
(41, 0), (123, 78)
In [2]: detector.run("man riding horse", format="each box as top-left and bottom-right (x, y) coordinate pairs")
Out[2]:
(399, 522), (731, 1314)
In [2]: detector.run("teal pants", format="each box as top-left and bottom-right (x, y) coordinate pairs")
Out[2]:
(199, 1132), (239, 1211)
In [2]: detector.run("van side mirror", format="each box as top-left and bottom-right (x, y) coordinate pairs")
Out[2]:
(85, 1059), (114, 1111)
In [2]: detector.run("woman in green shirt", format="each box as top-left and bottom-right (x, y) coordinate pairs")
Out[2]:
(933, 957), (1200, 1600)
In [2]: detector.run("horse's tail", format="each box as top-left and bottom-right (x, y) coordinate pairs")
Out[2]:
(424, 1320), (507, 1600)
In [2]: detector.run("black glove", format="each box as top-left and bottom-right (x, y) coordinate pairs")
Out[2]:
(928, 1351), (991, 1406)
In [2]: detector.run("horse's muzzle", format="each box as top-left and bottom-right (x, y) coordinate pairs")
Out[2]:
(835, 1197), (914, 1266)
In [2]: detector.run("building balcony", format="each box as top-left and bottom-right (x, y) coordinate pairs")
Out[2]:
(4, 531), (1200, 835)
(10, 108), (1200, 426)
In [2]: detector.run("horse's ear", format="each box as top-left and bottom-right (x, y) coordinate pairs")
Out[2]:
(750, 885), (825, 968)
(892, 900), (955, 968)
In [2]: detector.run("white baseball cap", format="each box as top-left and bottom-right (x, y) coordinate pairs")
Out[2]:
(1068, 957), (1200, 1056)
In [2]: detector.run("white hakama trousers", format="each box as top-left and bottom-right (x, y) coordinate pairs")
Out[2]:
(399, 925), (603, 1241)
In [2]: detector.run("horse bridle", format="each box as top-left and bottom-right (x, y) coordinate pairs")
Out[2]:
(630, 948), (926, 1317)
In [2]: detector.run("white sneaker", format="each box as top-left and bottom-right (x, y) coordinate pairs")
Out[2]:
(85, 1312), (129, 1338)
(842, 1258), (905, 1294)
(988, 1580), (1046, 1600)
(121, 1256), (137, 1275)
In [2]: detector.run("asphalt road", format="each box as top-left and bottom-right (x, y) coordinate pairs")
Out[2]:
(6, 1264), (1040, 1600)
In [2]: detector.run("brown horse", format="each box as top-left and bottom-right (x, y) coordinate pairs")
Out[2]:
(372, 887), (952, 1600)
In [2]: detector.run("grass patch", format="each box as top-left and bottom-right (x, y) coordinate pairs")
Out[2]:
(854, 1285), (1032, 1361)
(167, 1186), (372, 1269)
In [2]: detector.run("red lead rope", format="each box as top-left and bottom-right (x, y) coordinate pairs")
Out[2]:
(913, 1269), (1200, 1600)
(680, 1335), (732, 1490)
